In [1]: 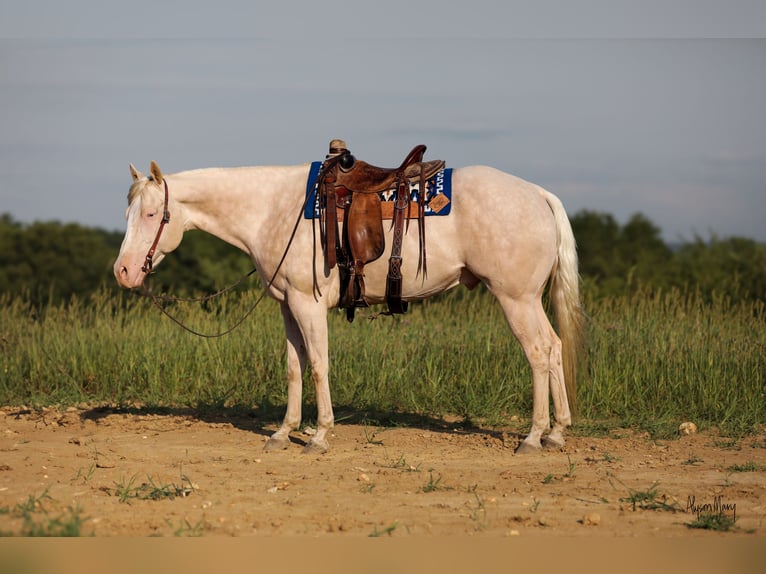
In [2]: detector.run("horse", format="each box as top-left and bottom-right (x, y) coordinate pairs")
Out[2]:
(113, 153), (583, 455)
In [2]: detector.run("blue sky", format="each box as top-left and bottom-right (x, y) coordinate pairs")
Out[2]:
(1, 1), (765, 242)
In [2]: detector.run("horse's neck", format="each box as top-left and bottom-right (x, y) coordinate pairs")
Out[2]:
(169, 165), (307, 252)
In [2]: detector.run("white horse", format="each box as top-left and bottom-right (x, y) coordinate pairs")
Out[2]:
(114, 154), (583, 455)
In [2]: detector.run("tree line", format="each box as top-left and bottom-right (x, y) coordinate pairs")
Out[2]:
(0, 211), (764, 307)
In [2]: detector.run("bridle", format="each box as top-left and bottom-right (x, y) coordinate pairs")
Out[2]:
(141, 177), (171, 274)
(133, 171), (312, 338)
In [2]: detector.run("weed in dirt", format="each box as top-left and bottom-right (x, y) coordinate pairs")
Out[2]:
(18, 504), (87, 537)
(467, 491), (488, 530)
(713, 438), (742, 450)
(380, 455), (421, 472)
(565, 455), (577, 478)
(686, 512), (738, 532)
(0, 488), (89, 537)
(362, 418), (385, 446)
(170, 517), (206, 537)
(114, 475), (138, 503)
(360, 483), (376, 494)
(421, 470), (446, 493)
(369, 522), (398, 537)
(617, 481), (682, 512)
(726, 461), (764, 472)
(682, 452), (704, 465)
(113, 470), (195, 503)
(71, 464), (95, 484)
(12, 489), (52, 516)
(541, 456), (576, 484)
(90, 445), (110, 469)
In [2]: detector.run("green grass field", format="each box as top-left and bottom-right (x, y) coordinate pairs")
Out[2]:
(1, 286), (764, 437)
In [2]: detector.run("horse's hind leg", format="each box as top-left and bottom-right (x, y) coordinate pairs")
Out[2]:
(494, 294), (557, 454)
(541, 309), (571, 450)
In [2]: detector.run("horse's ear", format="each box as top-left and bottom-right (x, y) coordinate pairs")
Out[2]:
(149, 160), (164, 184)
(129, 163), (143, 182)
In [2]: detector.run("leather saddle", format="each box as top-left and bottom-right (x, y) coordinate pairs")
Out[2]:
(316, 139), (445, 321)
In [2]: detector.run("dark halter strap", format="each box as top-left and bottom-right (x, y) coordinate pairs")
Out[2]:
(141, 178), (171, 274)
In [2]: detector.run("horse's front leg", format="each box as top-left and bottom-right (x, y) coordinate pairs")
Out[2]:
(264, 297), (333, 454)
(293, 298), (333, 454)
(264, 302), (308, 451)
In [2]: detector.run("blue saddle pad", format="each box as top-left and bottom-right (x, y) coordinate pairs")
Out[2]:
(304, 161), (453, 220)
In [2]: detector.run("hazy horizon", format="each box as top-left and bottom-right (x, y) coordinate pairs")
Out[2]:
(2, 2), (765, 242)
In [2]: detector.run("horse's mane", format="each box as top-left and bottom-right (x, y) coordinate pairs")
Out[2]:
(126, 166), (268, 205)
(127, 180), (144, 205)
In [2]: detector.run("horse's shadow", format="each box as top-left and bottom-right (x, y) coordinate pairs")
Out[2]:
(79, 404), (521, 448)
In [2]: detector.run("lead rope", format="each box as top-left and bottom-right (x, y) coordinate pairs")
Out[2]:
(136, 180), (312, 338)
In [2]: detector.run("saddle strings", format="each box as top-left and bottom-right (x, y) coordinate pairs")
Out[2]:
(311, 151), (351, 300)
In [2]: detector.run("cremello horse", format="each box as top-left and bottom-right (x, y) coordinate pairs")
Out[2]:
(114, 155), (583, 454)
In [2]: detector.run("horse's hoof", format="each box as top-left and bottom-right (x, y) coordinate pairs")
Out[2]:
(263, 435), (291, 452)
(543, 437), (565, 451)
(515, 441), (542, 455)
(302, 439), (329, 455)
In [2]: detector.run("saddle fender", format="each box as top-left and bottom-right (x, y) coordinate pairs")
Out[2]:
(345, 191), (385, 265)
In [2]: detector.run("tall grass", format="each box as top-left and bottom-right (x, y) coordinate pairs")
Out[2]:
(580, 289), (765, 436)
(0, 291), (287, 409)
(1, 286), (763, 436)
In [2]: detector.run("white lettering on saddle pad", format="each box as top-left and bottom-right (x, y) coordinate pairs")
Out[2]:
(304, 163), (453, 220)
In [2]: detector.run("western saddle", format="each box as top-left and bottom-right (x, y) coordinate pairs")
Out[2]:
(316, 139), (445, 321)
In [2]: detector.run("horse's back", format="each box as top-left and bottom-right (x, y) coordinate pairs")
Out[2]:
(452, 165), (556, 224)
(451, 165), (560, 256)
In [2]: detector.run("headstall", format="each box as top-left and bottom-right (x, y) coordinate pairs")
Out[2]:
(141, 178), (171, 274)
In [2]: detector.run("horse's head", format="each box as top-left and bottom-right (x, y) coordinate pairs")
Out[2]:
(113, 161), (184, 289)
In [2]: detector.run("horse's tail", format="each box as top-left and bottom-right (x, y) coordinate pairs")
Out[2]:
(542, 190), (584, 415)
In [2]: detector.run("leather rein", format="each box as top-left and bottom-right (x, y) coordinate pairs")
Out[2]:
(135, 175), (308, 338)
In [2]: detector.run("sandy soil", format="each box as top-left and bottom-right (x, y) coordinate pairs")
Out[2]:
(1, 405), (764, 538)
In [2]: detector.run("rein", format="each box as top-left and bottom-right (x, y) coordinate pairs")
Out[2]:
(140, 273), (266, 339)
(135, 174), (311, 338)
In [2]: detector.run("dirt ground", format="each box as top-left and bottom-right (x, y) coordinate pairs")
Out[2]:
(1, 405), (764, 538)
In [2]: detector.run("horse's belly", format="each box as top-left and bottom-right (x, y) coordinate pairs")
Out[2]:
(357, 219), (465, 302)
